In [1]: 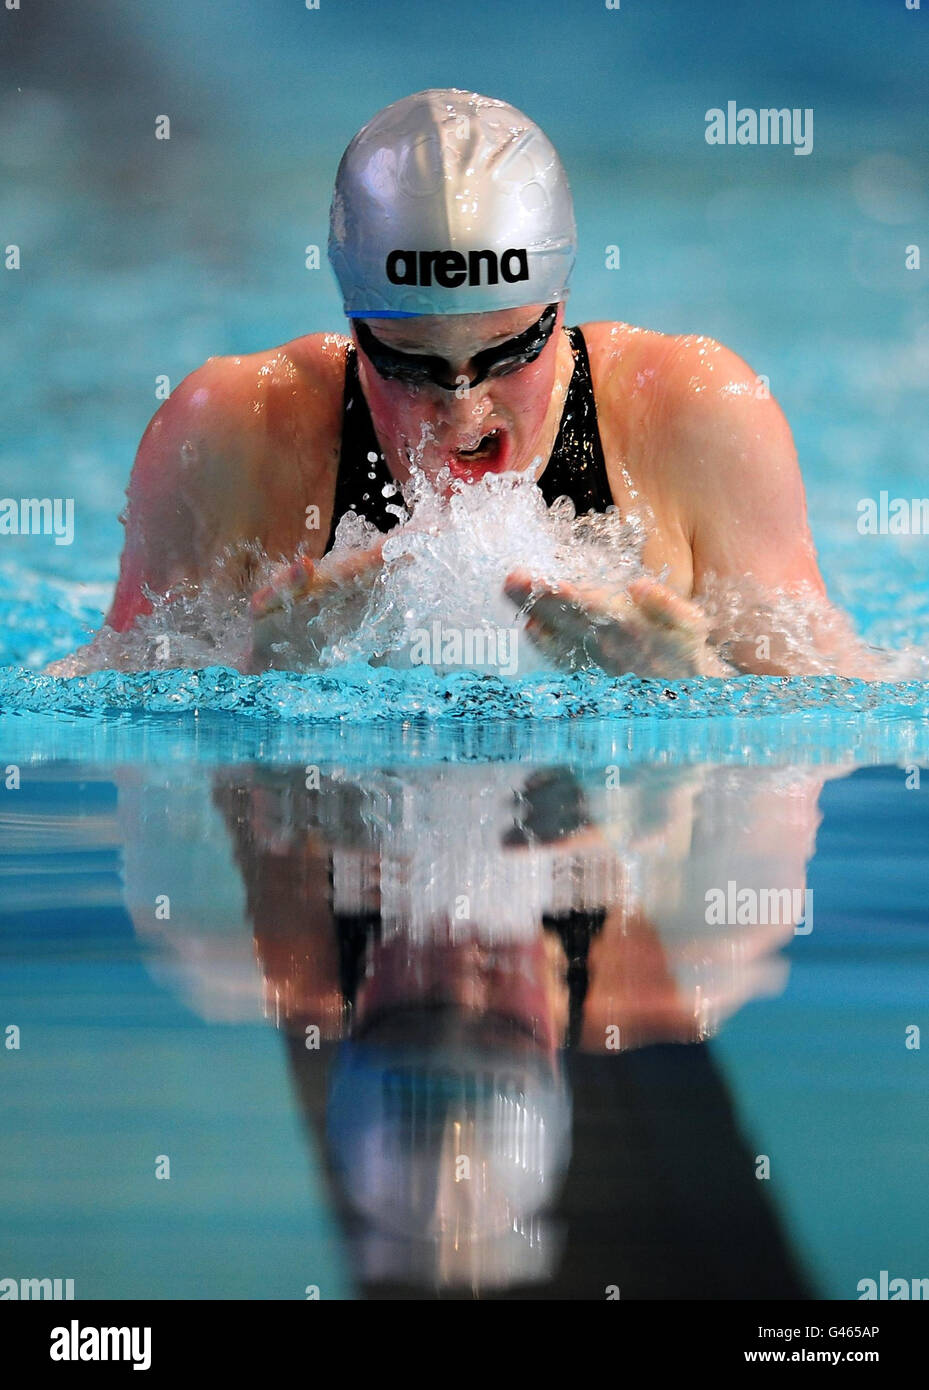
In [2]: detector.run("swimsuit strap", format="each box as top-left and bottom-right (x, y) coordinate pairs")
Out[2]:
(538, 325), (613, 513)
(326, 325), (613, 551)
(544, 908), (608, 1050)
(326, 344), (397, 550)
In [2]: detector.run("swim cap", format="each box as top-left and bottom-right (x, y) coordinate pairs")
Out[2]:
(329, 89), (577, 318)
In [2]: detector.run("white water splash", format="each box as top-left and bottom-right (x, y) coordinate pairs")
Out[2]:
(310, 468), (649, 673)
(47, 467), (651, 677)
(43, 460), (927, 682)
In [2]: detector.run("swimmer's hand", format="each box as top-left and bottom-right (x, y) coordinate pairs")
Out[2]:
(249, 555), (321, 619)
(248, 541), (388, 671)
(250, 542), (387, 620)
(504, 570), (730, 679)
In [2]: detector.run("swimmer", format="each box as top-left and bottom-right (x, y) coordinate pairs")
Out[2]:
(101, 89), (878, 679)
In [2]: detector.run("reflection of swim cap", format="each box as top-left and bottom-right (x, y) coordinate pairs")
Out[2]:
(326, 1010), (571, 1287)
(329, 89), (577, 318)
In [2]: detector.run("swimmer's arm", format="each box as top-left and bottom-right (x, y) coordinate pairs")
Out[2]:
(211, 775), (346, 1037)
(106, 337), (345, 636)
(105, 359), (254, 632)
(578, 765), (829, 1050)
(667, 340), (881, 678)
(43, 367), (242, 672)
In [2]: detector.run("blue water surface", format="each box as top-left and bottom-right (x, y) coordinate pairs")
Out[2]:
(1, 0), (927, 1303)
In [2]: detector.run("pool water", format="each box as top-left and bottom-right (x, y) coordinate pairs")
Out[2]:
(1, 0), (928, 1300)
(1, 713), (928, 1299)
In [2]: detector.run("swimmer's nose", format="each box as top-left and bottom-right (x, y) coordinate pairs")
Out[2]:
(434, 397), (494, 444)
(433, 376), (493, 410)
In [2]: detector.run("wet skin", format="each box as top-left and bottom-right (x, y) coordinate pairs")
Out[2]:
(103, 304), (875, 678)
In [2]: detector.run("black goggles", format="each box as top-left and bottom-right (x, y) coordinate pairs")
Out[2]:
(354, 302), (560, 391)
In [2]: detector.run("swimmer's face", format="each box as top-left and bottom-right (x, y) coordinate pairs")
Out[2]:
(352, 303), (566, 488)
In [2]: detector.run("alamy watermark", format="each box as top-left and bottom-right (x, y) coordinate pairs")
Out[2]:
(705, 881), (812, 934)
(408, 621), (518, 676)
(1, 1275), (74, 1299)
(50, 1320), (151, 1370)
(857, 491), (929, 535)
(857, 1270), (928, 1300)
(705, 102), (813, 156)
(0, 497), (74, 545)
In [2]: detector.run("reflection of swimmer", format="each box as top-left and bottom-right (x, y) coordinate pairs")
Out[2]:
(207, 761), (813, 1298)
(113, 757), (824, 1294)
(71, 89), (877, 679)
(204, 759), (820, 1049)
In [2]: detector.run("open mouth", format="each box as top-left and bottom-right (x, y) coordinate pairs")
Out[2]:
(447, 428), (508, 477)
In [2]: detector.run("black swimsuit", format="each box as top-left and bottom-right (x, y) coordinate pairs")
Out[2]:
(326, 325), (612, 550)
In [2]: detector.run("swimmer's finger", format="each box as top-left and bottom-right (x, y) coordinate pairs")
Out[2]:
(522, 601), (634, 670)
(627, 578), (706, 635)
(528, 593), (701, 676)
(505, 573), (601, 633)
(527, 594), (596, 641)
(507, 573), (639, 669)
(252, 538), (389, 619)
(506, 571), (637, 625)
(250, 556), (318, 618)
(507, 572), (716, 675)
(521, 612), (580, 667)
(623, 580), (729, 674)
(323, 537), (387, 586)
(503, 568), (539, 607)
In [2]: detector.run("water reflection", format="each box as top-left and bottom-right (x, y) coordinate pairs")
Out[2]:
(129, 754), (832, 1296)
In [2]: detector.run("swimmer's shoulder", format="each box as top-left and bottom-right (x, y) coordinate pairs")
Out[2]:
(122, 333), (352, 558)
(160, 331), (349, 454)
(574, 320), (678, 465)
(112, 335), (354, 625)
(136, 332), (352, 504)
(578, 321), (805, 578)
(577, 321), (790, 460)
(580, 320), (777, 408)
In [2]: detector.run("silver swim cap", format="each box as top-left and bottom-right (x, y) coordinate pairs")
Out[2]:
(329, 89), (576, 318)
